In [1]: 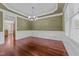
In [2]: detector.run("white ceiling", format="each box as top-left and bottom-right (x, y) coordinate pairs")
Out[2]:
(3, 3), (58, 17)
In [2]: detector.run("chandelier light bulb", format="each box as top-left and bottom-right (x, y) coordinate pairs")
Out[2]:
(33, 16), (36, 18)
(30, 19), (33, 21)
(28, 16), (31, 18)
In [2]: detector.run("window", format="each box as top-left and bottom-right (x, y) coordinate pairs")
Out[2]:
(64, 3), (79, 43)
(70, 14), (79, 43)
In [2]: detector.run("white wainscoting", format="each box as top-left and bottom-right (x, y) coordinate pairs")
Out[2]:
(16, 30), (65, 41)
(31, 31), (65, 41)
(16, 31), (32, 40)
(0, 32), (4, 44)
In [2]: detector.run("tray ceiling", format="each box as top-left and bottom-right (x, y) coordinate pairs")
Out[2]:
(3, 3), (58, 17)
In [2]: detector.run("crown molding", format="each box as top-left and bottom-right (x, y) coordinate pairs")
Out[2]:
(38, 12), (63, 19)
(2, 3), (28, 18)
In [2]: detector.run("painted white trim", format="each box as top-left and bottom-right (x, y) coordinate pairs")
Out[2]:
(0, 5), (27, 20)
(17, 15), (28, 19)
(38, 12), (63, 19)
(63, 3), (68, 13)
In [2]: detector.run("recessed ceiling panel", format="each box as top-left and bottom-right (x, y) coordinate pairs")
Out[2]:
(3, 3), (58, 17)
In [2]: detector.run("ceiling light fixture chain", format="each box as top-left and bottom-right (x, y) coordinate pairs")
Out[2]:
(28, 6), (38, 21)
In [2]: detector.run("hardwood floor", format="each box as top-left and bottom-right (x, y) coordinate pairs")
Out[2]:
(0, 37), (68, 56)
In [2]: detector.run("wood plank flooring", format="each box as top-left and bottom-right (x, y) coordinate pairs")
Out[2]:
(0, 36), (68, 56)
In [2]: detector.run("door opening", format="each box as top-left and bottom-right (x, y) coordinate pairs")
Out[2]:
(4, 20), (16, 48)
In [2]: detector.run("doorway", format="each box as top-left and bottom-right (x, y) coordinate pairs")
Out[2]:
(4, 20), (16, 47)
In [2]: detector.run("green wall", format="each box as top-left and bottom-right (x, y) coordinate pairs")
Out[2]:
(0, 11), (3, 32)
(17, 17), (32, 31)
(32, 16), (62, 31)
(17, 16), (63, 31)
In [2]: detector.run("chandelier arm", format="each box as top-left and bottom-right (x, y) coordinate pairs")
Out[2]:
(28, 6), (38, 21)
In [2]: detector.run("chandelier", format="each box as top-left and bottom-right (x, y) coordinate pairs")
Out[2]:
(28, 7), (38, 21)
